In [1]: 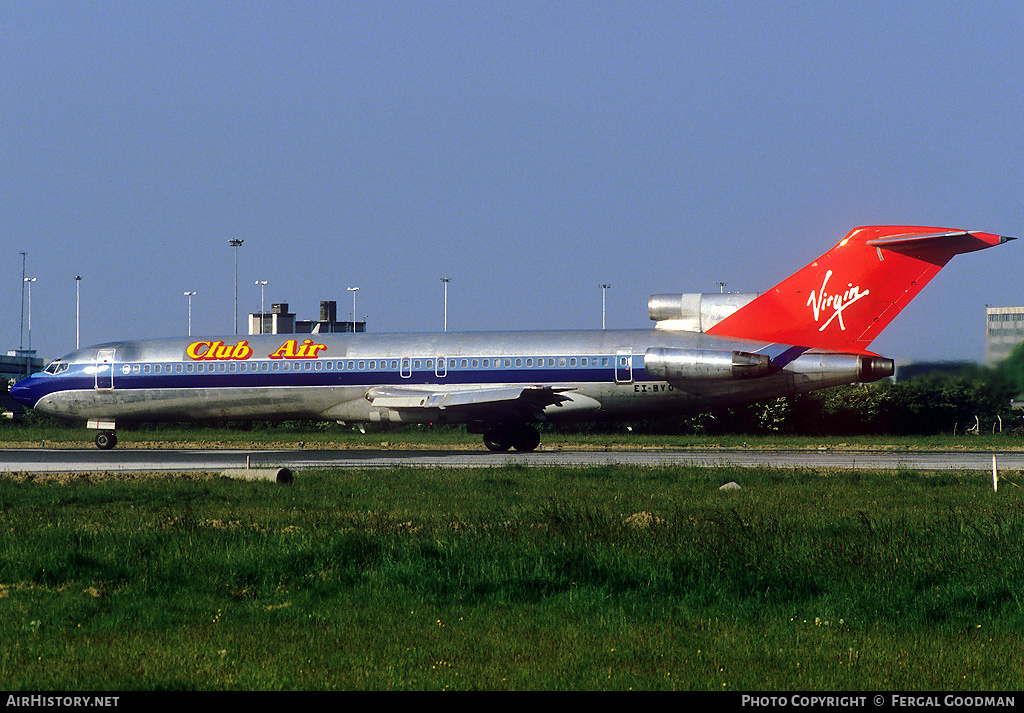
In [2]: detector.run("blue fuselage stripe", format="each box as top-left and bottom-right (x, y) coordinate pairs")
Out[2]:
(14, 360), (654, 405)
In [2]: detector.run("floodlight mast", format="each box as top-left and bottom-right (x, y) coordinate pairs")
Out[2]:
(229, 239), (244, 334)
(184, 291), (197, 336)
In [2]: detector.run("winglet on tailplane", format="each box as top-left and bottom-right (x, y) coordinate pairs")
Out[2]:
(706, 226), (1014, 353)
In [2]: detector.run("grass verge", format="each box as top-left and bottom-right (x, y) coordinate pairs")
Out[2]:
(1, 465), (1022, 690)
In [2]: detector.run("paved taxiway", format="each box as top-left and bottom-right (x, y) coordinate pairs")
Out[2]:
(2, 448), (1023, 474)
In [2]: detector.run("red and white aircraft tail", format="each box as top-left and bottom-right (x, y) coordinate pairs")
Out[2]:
(706, 226), (1013, 353)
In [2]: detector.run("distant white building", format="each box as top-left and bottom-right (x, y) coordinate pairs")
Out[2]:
(249, 301), (365, 335)
(985, 306), (1024, 365)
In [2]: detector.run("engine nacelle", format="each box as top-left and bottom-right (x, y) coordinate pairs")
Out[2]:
(648, 293), (759, 332)
(644, 347), (773, 381)
(857, 355), (895, 382)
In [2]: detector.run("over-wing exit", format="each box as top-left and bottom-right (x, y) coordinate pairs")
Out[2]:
(10, 226), (1012, 450)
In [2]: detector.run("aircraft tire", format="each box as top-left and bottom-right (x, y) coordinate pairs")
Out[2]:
(95, 431), (117, 450)
(483, 432), (512, 452)
(511, 426), (540, 452)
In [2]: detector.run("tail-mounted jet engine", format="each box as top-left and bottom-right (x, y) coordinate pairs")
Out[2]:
(649, 293), (760, 331)
(644, 347), (773, 381)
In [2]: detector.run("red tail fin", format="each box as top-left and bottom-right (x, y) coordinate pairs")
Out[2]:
(706, 226), (1011, 353)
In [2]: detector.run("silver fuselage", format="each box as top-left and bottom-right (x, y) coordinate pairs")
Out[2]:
(11, 328), (876, 427)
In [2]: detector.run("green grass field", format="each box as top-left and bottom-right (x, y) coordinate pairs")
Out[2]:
(1, 464), (1022, 690)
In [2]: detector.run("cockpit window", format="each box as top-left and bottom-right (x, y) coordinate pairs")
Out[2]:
(44, 361), (69, 375)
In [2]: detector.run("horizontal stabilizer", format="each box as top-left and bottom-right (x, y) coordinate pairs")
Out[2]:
(866, 230), (1014, 255)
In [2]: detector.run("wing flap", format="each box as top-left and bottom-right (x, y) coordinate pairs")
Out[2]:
(365, 384), (573, 412)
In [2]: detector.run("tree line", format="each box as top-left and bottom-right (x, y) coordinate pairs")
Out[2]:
(645, 344), (1024, 437)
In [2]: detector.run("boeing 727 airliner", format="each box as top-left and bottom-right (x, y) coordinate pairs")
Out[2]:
(9, 226), (1013, 449)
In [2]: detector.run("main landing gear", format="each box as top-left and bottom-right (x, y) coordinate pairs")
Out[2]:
(482, 424), (541, 452)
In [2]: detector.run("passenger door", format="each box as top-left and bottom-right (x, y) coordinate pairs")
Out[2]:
(95, 348), (115, 391)
(615, 348), (633, 384)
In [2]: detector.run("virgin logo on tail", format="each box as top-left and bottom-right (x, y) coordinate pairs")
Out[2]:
(806, 270), (871, 332)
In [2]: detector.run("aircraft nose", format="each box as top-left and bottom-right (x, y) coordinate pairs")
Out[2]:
(8, 376), (40, 408)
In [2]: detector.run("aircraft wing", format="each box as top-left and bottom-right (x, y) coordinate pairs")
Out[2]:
(364, 384), (576, 420)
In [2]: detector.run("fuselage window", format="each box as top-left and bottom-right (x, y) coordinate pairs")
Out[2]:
(186, 364), (194, 374)
(426, 359), (434, 369)
(547, 358), (556, 367)
(175, 364), (183, 373)
(315, 361), (322, 371)
(525, 358), (533, 367)
(581, 357), (588, 367)
(515, 358), (522, 368)
(559, 358), (566, 367)
(472, 359), (479, 368)
(570, 358), (577, 367)
(132, 364), (141, 374)
(229, 363), (237, 373)
(482, 359), (489, 368)
(358, 361), (365, 370)
(347, 361), (355, 371)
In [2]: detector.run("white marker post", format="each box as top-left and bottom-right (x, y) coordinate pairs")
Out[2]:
(992, 454), (998, 493)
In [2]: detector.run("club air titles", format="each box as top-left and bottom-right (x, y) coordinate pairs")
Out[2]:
(186, 339), (328, 361)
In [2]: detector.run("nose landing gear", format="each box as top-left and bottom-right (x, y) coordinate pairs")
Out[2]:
(94, 431), (118, 450)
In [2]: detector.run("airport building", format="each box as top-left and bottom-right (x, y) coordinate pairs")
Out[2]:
(2, 351), (44, 418)
(985, 306), (1024, 365)
(249, 301), (365, 335)
(2, 351), (43, 384)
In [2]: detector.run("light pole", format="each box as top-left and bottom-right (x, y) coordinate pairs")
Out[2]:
(718, 282), (727, 294)
(24, 278), (36, 353)
(229, 239), (244, 334)
(75, 276), (82, 349)
(184, 291), (196, 336)
(347, 287), (359, 332)
(600, 284), (611, 330)
(255, 280), (268, 334)
(441, 278), (450, 332)
(19, 253), (27, 354)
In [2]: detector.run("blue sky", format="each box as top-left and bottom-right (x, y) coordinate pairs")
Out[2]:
(3, 2), (1021, 364)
